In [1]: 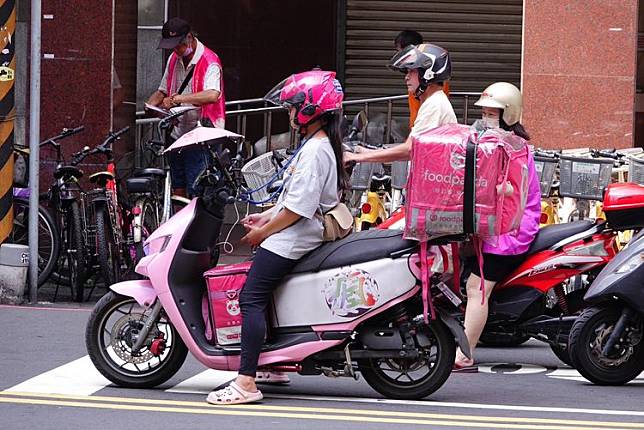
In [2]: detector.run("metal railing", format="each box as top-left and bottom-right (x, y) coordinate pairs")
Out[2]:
(133, 92), (481, 167)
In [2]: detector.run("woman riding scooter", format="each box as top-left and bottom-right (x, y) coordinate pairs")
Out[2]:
(207, 70), (346, 405)
(454, 82), (542, 370)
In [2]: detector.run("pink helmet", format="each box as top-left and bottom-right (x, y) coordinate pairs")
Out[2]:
(264, 70), (344, 126)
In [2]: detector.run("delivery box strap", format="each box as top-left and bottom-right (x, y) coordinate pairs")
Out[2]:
(463, 138), (477, 234)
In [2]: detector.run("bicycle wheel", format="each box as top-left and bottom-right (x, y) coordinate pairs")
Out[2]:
(9, 198), (60, 287)
(134, 198), (160, 262)
(95, 204), (121, 287)
(66, 201), (88, 302)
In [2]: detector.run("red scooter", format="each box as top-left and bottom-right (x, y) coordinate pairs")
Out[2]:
(379, 183), (644, 364)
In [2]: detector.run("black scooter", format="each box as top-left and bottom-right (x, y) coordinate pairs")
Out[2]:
(568, 229), (644, 385)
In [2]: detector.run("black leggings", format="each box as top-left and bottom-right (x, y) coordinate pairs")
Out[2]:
(238, 247), (299, 377)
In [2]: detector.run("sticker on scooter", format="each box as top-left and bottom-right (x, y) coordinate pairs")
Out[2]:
(323, 268), (380, 317)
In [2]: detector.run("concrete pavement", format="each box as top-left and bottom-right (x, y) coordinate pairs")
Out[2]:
(1, 304), (643, 430)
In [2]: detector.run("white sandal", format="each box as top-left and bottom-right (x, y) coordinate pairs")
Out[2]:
(256, 371), (290, 385)
(206, 381), (263, 405)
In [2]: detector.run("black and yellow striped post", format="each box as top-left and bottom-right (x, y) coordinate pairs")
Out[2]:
(0, 0), (15, 244)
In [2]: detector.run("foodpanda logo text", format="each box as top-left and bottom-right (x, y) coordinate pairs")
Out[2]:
(422, 169), (488, 187)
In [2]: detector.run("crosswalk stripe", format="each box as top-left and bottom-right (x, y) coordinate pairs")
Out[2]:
(4, 355), (644, 416)
(165, 369), (237, 394)
(5, 356), (111, 396)
(547, 368), (644, 384)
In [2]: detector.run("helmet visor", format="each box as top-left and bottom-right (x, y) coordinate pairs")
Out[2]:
(388, 45), (430, 72)
(264, 76), (306, 108)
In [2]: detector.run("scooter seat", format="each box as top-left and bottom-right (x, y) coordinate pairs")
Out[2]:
(291, 229), (418, 274)
(53, 165), (83, 180)
(125, 176), (161, 195)
(528, 220), (596, 254)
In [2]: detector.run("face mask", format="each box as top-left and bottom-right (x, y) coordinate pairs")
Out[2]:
(182, 44), (194, 57)
(180, 36), (194, 57)
(482, 117), (500, 129)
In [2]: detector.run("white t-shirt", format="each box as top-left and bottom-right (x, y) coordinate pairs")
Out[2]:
(410, 90), (457, 137)
(261, 136), (339, 260)
(158, 40), (223, 137)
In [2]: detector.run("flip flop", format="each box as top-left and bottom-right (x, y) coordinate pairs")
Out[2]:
(256, 371), (290, 385)
(206, 381), (263, 405)
(452, 360), (478, 373)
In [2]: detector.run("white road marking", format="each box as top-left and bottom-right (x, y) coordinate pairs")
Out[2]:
(5, 356), (111, 396)
(5, 356), (644, 417)
(478, 363), (548, 375)
(263, 393), (644, 417)
(547, 368), (644, 384)
(165, 369), (237, 394)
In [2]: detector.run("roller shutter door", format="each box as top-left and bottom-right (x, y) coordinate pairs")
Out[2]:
(343, 0), (523, 123)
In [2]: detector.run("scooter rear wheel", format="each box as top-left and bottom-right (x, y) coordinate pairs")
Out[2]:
(86, 292), (188, 388)
(569, 305), (644, 385)
(358, 319), (455, 400)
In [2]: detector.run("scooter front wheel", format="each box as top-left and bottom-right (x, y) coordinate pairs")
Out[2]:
(358, 318), (455, 400)
(569, 305), (644, 385)
(86, 292), (188, 388)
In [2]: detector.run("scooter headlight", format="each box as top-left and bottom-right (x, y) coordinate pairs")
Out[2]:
(614, 252), (644, 274)
(144, 235), (172, 255)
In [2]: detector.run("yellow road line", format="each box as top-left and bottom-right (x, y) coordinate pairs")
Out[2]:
(0, 396), (634, 430)
(0, 391), (641, 429)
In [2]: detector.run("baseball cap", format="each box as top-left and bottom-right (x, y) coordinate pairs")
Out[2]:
(158, 17), (191, 50)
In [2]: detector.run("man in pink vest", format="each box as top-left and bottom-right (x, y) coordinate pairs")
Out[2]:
(146, 17), (226, 197)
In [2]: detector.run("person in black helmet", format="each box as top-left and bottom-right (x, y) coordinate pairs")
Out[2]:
(345, 43), (457, 164)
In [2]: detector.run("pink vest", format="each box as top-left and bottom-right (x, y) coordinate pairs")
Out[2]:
(167, 46), (226, 126)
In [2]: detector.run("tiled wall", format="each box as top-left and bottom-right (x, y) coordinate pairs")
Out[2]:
(522, 0), (638, 150)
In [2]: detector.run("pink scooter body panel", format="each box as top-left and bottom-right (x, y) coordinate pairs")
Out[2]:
(124, 199), (425, 371)
(110, 280), (157, 307)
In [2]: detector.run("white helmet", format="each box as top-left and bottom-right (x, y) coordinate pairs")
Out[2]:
(475, 82), (523, 126)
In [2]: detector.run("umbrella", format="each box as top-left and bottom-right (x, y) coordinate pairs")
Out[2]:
(164, 126), (244, 153)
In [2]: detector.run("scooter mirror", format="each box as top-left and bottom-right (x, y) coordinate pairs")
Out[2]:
(353, 110), (368, 132)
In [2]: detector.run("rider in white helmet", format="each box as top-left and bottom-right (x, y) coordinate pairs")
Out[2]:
(454, 82), (542, 371)
(475, 81), (530, 139)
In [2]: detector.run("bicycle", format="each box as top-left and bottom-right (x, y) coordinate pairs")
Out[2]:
(37, 126), (89, 300)
(534, 149), (561, 226)
(73, 127), (131, 291)
(9, 188), (59, 288)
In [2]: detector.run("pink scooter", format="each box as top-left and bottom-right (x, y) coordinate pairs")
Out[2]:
(85, 143), (469, 400)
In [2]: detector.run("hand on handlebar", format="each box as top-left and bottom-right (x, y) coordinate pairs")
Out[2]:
(343, 151), (360, 166)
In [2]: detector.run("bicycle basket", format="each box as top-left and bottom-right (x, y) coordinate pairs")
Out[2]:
(628, 155), (644, 185)
(559, 155), (613, 200)
(350, 162), (375, 191)
(391, 161), (409, 190)
(80, 191), (98, 245)
(533, 156), (558, 198)
(240, 150), (287, 201)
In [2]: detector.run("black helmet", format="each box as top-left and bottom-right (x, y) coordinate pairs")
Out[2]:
(388, 43), (451, 97)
